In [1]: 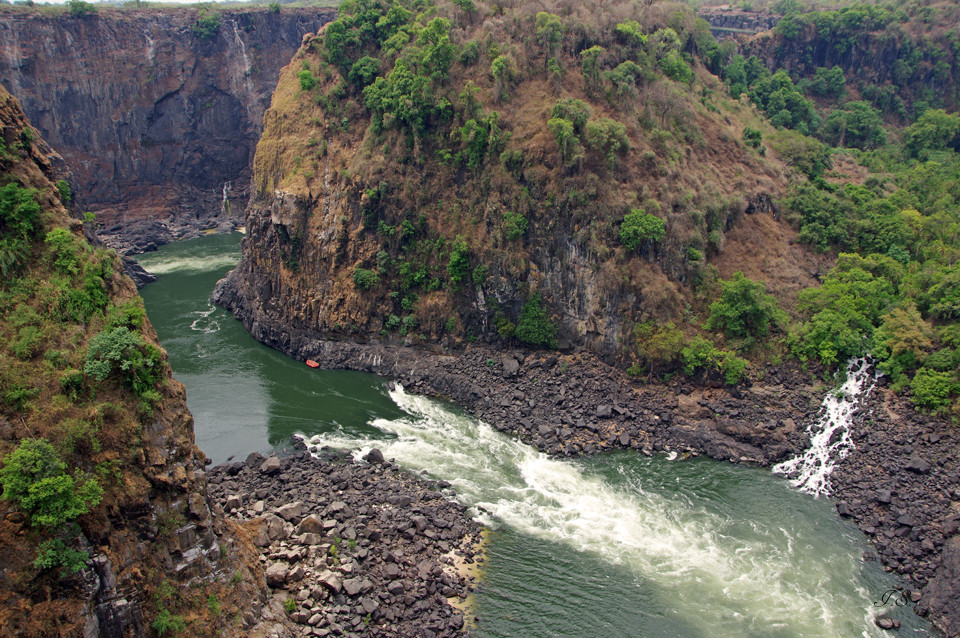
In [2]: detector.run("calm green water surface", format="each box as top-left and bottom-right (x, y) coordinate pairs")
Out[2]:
(138, 234), (932, 638)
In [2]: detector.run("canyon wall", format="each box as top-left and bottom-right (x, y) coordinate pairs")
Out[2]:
(0, 6), (334, 252)
(0, 85), (267, 637)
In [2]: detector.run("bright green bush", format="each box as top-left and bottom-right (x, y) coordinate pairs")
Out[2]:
(584, 117), (629, 169)
(192, 9), (221, 41)
(298, 69), (317, 91)
(446, 238), (470, 286)
(619, 208), (665, 250)
(352, 267), (381, 291)
(0, 438), (102, 528)
(502, 211), (527, 240)
(33, 538), (89, 576)
(515, 293), (557, 348)
(705, 271), (786, 348)
(910, 367), (957, 411)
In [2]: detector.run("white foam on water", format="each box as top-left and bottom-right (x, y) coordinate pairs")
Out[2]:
(303, 385), (892, 637)
(189, 305), (220, 333)
(773, 357), (881, 497)
(137, 253), (239, 275)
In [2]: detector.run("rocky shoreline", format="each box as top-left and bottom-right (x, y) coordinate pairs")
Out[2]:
(213, 277), (960, 636)
(206, 445), (482, 638)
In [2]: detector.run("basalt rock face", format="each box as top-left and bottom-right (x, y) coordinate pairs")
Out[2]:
(0, 7), (334, 254)
(0, 85), (267, 637)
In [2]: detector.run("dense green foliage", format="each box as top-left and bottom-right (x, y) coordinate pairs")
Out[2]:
(515, 293), (558, 349)
(619, 208), (665, 250)
(705, 272), (786, 349)
(0, 438), (102, 528)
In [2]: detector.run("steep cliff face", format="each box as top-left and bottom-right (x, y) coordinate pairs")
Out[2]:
(216, 0), (818, 365)
(0, 6), (334, 253)
(0, 86), (266, 637)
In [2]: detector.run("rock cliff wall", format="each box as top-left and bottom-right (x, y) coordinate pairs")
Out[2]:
(0, 85), (267, 637)
(0, 6), (334, 253)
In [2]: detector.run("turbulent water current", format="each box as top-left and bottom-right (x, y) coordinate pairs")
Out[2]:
(138, 234), (932, 638)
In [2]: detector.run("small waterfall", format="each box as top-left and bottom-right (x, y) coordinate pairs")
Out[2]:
(230, 20), (252, 92)
(773, 357), (881, 496)
(221, 181), (230, 217)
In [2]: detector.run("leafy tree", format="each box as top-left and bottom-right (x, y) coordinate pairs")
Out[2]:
(580, 45), (605, 92)
(551, 98), (591, 132)
(447, 238), (470, 286)
(490, 54), (517, 102)
(416, 17), (454, 82)
(192, 8), (221, 41)
(352, 267), (381, 290)
(658, 50), (693, 84)
(584, 117), (629, 169)
(615, 21), (647, 48)
(619, 208), (665, 249)
(515, 293), (557, 348)
(0, 438), (102, 528)
(84, 327), (162, 397)
(535, 12), (563, 64)
(348, 56), (380, 89)
(910, 367), (957, 411)
(823, 101), (885, 150)
(872, 304), (932, 380)
(0, 183), (41, 277)
(547, 117), (583, 168)
(705, 272), (786, 348)
(903, 109), (960, 157)
(634, 321), (684, 374)
(809, 66), (846, 99)
(55, 180), (72, 204)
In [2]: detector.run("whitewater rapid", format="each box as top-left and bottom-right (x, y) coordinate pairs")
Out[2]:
(303, 384), (894, 637)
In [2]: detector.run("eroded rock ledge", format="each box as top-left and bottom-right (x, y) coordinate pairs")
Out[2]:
(207, 447), (481, 638)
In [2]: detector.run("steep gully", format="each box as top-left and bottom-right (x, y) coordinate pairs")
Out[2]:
(0, 7), (334, 255)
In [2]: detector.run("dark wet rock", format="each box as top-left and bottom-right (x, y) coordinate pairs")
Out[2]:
(364, 448), (386, 464)
(208, 447), (480, 637)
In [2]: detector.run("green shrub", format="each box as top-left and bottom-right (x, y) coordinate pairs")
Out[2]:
(55, 180), (72, 204)
(743, 127), (763, 149)
(151, 609), (186, 637)
(634, 321), (684, 374)
(515, 293), (557, 348)
(0, 438), (103, 528)
(447, 238), (470, 286)
(298, 69), (317, 91)
(352, 267), (381, 291)
(192, 9), (221, 40)
(502, 211), (527, 240)
(910, 367), (957, 411)
(32, 538), (89, 576)
(44, 228), (81, 275)
(705, 271), (786, 348)
(84, 327), (162, 397)
(67, 0), (96, 17)
(584, 117), (629, 169)
(11, 325), (42, 360)
(551, 98), (591, 132)
(619, 208), (665, 250)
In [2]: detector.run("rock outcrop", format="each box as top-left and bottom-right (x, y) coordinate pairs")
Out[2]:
(215, 0), (810, 365)
(0, 6), (334, 253)
(0, 84), (267, 636)
(207, 447), (482, 637)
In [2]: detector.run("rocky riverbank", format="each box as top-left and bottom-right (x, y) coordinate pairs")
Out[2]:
(206, 445), (482, 638)
(213, 280), (960, 635)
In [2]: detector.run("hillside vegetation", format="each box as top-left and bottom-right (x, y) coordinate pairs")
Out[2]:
(0, 86), (264, 636)
(229, 0), (810, 385)
(225, 0), (960, 415)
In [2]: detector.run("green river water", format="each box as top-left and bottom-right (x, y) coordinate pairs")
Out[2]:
(137, 233), (932, 638)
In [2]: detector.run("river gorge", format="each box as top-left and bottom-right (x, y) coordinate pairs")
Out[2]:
(136, 233), (933, 637)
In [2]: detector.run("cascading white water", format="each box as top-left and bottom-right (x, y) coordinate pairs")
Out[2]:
(303, 384), (895, 637)
(221, 181), (231, 217)
(773, 357), (881, 497)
